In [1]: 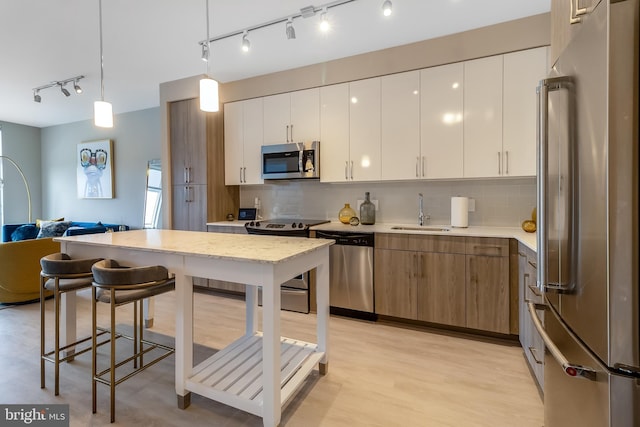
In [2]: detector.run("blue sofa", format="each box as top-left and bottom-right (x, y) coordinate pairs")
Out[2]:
(2, 221), (128, 243)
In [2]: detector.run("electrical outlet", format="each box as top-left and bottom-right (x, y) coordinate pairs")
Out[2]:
(468, 198), (476, 212)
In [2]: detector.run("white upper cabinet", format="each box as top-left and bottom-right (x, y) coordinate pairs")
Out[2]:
(503, 47), (548, 177)
(320, 83), (350, 182)
(420, 62), (464, 179)
(349, 77), (382, 181)
(381, 71), (420, 181)
(463, 55), (504, 178)
(263, 88), (319, 145)
(224, 98), (264, 185)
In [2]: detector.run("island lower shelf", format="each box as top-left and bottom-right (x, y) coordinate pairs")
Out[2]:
(186, 332), (324, 417)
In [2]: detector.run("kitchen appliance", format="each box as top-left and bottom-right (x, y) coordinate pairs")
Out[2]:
(535, 1), (639, 426)
(261, 141), (319, 180)
(245, 218), (329, 313)
(315, 230), (375, 320)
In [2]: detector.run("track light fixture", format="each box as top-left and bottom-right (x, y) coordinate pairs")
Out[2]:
(31, 75), (85, 103)
(382, 0), (392, 17)
(286, 19), (296, 39)
(198, 0), (362, 53)
(241, 31), (250, 52)
(201, 43), (209, 62)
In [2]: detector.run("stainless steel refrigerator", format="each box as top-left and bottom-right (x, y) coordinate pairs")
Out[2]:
(534, 0), (639, 426)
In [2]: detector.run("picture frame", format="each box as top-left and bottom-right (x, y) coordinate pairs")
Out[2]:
(77, 139), (114, 199)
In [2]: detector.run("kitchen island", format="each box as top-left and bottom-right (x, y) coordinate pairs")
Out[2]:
(55, 229), (333, 427)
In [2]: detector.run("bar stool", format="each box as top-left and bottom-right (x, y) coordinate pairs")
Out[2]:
(40, 253), (104, 396)
(91, 259), (175, 423)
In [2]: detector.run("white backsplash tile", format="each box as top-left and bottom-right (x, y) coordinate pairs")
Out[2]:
(240, 178), (536, 227)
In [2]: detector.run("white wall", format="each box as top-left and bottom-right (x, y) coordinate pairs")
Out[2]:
(40, 108), (160, 229)
(0, 121), (42, 224)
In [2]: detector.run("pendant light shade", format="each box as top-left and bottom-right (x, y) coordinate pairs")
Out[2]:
(95, 0), (113, 128)
(200, 0), (219, 113)
(94, 100), (113, 127)
(199, 77), (219, 112)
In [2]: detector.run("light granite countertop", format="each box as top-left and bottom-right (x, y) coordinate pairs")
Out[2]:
(56, 229), (333, 264)
(207, 220), (537, 252)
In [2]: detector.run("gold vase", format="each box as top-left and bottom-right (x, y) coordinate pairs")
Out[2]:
(338, 203), (356, 224)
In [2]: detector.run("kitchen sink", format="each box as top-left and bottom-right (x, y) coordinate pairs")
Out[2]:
(390, 226), (451, 232)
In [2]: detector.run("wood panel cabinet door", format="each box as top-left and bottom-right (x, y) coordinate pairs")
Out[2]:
(420, 62), (464, 179)
(374, 249), (417, 319)
(224, 101), (244, 185)
(349, 77), (381, 181)
(463, 55), (503, 178)
(170, 98), (207, 186)
(381, 70), (420, 180)
(320, 83), (350, 182)
(417, 252), (466, 327)
(466, 254), (510, 333)
(503, 47), (548, 177)
(171, 184), (207, 232)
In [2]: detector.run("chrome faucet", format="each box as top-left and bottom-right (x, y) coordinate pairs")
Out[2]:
(418, 193), (425, 226)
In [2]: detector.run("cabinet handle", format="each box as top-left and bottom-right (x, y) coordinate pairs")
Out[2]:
(528, 260), (537, 269)
(421, 156), (425, 177)
(290, 124), (294, 142)
(505, 151), (509, 175)
(184, 186), (191, 203)
(527, 346), (543, 365)
(239, 167), (243, 183)
(345, 161), (349, 180)
(497, 152), (501, 175)
(285, 125), (289, 142)
(415, 157), (419, 178)
(570, 0), (587, 24)
(243, 167), (246, 183)
(350, 161), (354, 180)
(528, 284), (542, 298)
(518, 251), (527, 257)
(184, 167), (188, 183)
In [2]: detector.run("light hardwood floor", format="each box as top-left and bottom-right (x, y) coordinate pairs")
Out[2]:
(0, 289), (543, 426)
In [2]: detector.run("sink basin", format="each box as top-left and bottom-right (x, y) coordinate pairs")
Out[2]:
(391, 226), (451, 232)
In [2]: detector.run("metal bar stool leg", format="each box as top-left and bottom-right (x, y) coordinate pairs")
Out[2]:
(40, 275), (46, 390)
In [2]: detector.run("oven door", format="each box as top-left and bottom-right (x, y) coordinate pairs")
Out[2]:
(262, 149), (302, 179)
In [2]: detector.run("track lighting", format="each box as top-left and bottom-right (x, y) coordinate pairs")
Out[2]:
(73, 79), (83, 94)
(60, 84), (71, 97)
(319, 8), (330, 32)
(241, 31), (250, 52)
(201, 43), (209, 62)
(31, 75), (84, 103)
(382, 0), (392, 17)
(286, 19), (296, 39)
(198, 0), (360, 53)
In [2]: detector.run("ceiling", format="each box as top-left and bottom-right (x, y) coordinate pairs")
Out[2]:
(0, 0), (550, 129)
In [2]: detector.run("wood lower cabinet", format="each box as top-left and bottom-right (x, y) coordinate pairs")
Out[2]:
(375, 233), (511, 334)
(465, 237), (510, 334)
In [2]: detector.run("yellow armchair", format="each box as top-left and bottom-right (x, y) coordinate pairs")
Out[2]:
(0, 237), (60, 304)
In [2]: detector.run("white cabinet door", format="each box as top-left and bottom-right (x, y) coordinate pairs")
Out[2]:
(381, 71), (420, 180)
(224, 101), (244, 185)
(241, 98), (264, 185)
(320, 83), (350, 182)
(262, 93), (290, 144)
(463, 55), (503, 178)
(224, 99), (264, 185)
(349, 77), (381, 181)
(420, 62), (464, 179)
(290, 88), (320, 143)
(503, 47), (548, 177)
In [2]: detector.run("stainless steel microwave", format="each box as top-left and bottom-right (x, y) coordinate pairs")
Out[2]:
(261, 141), (319, 180)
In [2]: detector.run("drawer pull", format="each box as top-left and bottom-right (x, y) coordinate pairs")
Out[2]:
(527, 346), (543, 365)
(528, 260), (537, 269)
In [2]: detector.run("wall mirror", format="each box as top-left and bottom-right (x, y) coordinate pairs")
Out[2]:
(143, 159), (162, 229)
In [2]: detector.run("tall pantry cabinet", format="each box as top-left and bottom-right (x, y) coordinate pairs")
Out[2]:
(169, 97), (239, 231)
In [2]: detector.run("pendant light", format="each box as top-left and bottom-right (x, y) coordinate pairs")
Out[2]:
(199, 0), (219, 112)
(94, 0), (113, 128)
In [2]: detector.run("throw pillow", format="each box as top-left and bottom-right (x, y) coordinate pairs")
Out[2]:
(10, 224), (40, 241)
(36, 217), (64, 227)
(36, 221), (72, 238)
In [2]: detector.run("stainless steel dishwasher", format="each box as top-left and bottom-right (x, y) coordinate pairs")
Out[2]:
(315, 230), (375, 319)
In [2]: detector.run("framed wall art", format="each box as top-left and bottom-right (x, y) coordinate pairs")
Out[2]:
(77, 139), (114, 199)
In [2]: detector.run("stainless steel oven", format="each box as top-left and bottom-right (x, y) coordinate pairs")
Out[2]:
(245, 218), (329, 313)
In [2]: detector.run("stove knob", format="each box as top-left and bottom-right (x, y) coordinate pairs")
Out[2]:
(291, 222), (297, 228)
(248, 221), (255, 226)
(298, 222), (304, 228)
(255, 221), (261, 227)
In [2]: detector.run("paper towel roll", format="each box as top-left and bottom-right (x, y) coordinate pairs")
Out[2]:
(451, 197), (469, 228)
